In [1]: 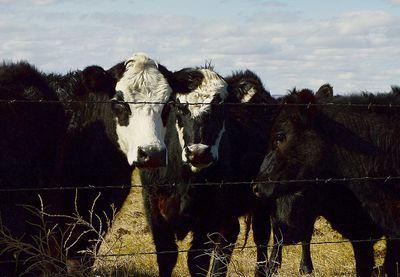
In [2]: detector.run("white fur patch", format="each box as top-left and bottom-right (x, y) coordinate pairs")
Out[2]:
(115, 53), (172, 165)
(241, 87), (256, 103)
(116, 53), (171, 104)
(176, 69), (228, 118)
(176, 122), (185, 152)
(210, 121), (225, 161)
(116, 106), (166, 165)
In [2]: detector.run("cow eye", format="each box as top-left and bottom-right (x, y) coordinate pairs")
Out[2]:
(176, 103), (190, 116)
(275, 133), (286, 146)
(111, 101), (131, 117)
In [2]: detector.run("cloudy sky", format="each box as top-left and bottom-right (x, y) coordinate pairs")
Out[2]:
(1, 0), (400, 95)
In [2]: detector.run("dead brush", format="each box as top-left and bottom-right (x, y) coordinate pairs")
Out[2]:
(0, 191), (119, 276)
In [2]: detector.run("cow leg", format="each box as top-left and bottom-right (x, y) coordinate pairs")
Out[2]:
(143, 193), (178, 277)
(188, 230), (213, 276)
(351, 241), (374, 277)
(152, 223), (178, 277)
(209, 218), (240, 277)
(299, 241), (313, 274)
(267, 231), (282, 276)
(252, 209), (271, 277)
(384, 238), (400, 277)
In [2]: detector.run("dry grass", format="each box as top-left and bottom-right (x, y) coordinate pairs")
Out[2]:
(95, 169), (388, 276)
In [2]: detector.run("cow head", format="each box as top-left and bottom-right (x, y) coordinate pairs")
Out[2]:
(80, 65), (117, 97)
(253, 86), (327, 199)
(110, 53), (173, 168)
(173, 67), (228, 173)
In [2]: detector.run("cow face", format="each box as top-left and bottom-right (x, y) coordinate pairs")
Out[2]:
(253, 88), (327, 199)
(111, 53), (172, 168)
(174, 68), (228, 173)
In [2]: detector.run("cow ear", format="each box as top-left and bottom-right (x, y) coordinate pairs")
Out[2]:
(315, 83), (333, 100)
(170, 68), (204, 94)
(296, 89), (318, 124)
(81, 65), (117, 98)
(392, 85), (400, 95)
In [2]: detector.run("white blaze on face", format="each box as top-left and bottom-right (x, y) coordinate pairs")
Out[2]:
(176, 69), (228, 118)
(175, 121), (185, 152)
(115, 53), (172, 165)
(210, 121), (225, 161)
(116, 104), (166, 165)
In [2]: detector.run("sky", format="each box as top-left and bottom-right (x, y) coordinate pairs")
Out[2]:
(1, 0), (400, 95)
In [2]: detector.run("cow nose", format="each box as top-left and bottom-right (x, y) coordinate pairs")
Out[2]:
(184, 144), (214, 168)
(253, 184), (262, 198)
(136, 146), (167, 168)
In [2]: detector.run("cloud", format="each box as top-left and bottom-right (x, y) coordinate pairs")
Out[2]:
(385, 0), (400, 5)
(335, 11), (393, 35)
(0, 3), (399, 94)
(0, 0), (58, 5)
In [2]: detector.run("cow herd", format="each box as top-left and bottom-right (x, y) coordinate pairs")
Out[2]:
(0, 52), (400, 277)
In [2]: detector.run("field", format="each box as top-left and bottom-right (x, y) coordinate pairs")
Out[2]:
(94, 169), (387, 277)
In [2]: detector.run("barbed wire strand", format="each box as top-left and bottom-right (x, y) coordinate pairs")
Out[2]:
(0, 175), (398, 192)
(0, 236), (395, 265)
(2, 98), (400, 108)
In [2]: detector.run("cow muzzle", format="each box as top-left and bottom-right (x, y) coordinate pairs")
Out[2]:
(252, 183), (263, 198)
(134, 146), (167, 168)
(183, 143), (215, 171)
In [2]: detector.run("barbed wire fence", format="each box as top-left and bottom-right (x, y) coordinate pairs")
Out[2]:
(1, 98), (400, 275)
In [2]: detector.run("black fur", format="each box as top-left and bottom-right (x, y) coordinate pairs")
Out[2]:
(254, 88), (400, 276)
(0, 61), (132, 276)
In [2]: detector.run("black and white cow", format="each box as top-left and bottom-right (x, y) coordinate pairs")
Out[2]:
(110, 53), (191, 277)
(0, 61), (132, 276)
(253, 87), (400, 277)
(173, 68), (281, 276)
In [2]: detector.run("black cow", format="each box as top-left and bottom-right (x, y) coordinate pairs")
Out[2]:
(253, 87), (400, 276)
(0, 61), (132, 276)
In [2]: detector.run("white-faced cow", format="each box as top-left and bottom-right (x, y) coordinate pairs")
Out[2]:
(0, 61), (132, 276)
(173, 68), (284, 276)
(110, 53), (191, 277)
(253, 87), (400, 277)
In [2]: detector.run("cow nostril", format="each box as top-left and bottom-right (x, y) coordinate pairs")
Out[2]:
(138, 147), (149, 162)
(253, 184), (259, 194)
(136, 146), (167, 168)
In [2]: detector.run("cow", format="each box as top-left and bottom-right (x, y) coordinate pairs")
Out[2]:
(252, 87), (400, 276)
(0, 61), (132, 276)
(110, 53), (191, 277)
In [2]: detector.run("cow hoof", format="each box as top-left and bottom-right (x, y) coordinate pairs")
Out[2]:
(299, 264), (313, 275)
